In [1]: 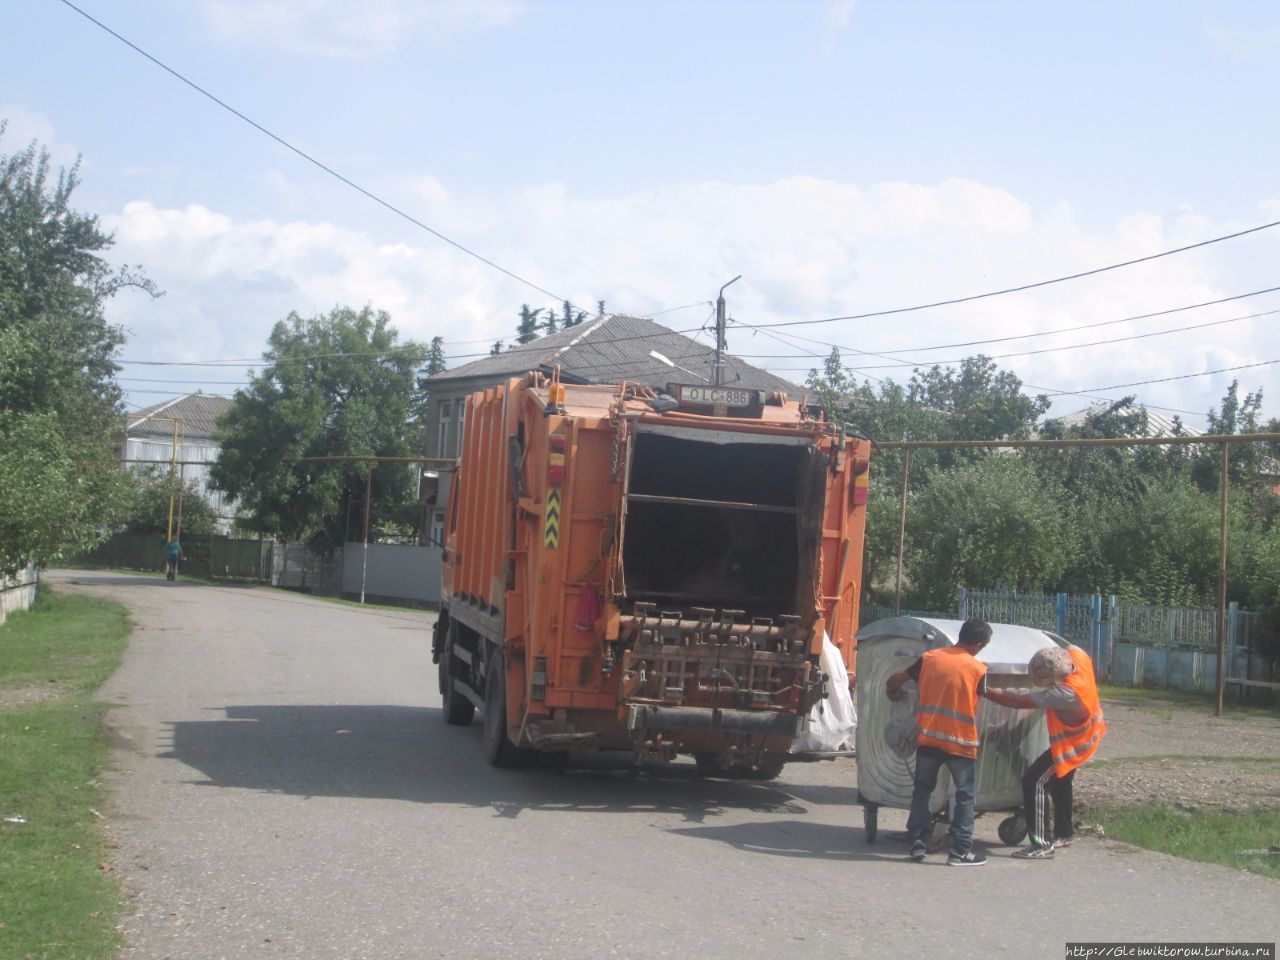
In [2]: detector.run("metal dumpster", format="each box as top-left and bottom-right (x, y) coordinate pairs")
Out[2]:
(854, 617), (1069, 844)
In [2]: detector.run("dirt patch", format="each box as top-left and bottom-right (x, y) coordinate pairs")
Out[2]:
(0, 684), (67, 709)
(1076, 698), (1280, 814)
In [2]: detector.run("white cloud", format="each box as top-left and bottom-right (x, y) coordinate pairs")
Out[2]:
(102, 176), (1280, 427)
(202, 0), (524, 58)
(0, 104), (81, 169)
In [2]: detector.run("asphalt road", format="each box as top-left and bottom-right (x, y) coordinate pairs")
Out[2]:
(52, 570), (1278, 960)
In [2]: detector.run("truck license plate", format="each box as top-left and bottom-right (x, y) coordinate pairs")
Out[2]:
(680, 386), (757, 407)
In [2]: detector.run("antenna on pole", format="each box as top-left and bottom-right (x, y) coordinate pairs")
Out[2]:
(714, 275), (741, 386)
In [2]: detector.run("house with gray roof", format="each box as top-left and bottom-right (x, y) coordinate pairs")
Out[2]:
(419, 314), (801, 545)
(1052, 401), (1202, 439)
(125, 394), (236, 534)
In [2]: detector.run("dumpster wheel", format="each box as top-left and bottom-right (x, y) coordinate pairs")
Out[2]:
(998, 814), (1027, 846)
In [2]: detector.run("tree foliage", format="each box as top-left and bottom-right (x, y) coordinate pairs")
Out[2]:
(908, 455), (1073, 609)
(119, 465), (218, 537)
(210, 306), (425, 550)
(0, 125), (154, 575)
(808, 347), (1280, 635)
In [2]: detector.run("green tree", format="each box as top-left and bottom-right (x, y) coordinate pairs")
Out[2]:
(907, 455), (1074, 609)
(210, 306), (425, 550)
(559, 299), (587, 329)
(1192, 380), (1265, 490)
(0, 125), (156, 576)
(120, 465), (218, 537)
(807, 351), (1050, 601)
(423, 335), (446, 376)
(1097, 474), (1252, 606)
(516, 304), (542, 344)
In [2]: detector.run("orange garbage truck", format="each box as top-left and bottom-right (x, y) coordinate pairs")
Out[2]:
(432, 371), (870, 775)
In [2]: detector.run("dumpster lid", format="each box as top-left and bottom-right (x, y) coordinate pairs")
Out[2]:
(855, 617), (1070, 673)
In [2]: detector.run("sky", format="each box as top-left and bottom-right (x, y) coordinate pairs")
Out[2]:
(4, 0), (1279, 428)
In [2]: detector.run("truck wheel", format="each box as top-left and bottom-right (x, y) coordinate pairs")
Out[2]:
(439, 624), (475, 726)
(484, 651), (527, 768)
(750, 754), (787, 780)
(721, 754), (786, 780)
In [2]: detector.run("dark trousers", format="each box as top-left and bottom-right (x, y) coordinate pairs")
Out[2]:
(1023, 749), (1074, 848)
(906, 746), (978, 855)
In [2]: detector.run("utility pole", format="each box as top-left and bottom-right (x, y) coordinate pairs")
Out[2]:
(713, 275), (741, 386)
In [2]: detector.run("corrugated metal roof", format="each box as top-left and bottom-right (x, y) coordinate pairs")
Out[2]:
(427, 315), (802, 398)
(127, 394), (234, 441)
(1053, 402), (1202, 438)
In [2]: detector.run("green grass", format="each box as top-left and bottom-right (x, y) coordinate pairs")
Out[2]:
(1091, 803), (1280, 880)
(0, 588), (131, 960)
(1099, 682), (1280, 717)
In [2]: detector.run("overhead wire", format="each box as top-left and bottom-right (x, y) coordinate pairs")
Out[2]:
(57, 0), (601, 318)
(60, 0), (1280, 368)
(764, 306), (1280, 372)
(731, 222), (1280, 331)
(871, 283), (1280, 354)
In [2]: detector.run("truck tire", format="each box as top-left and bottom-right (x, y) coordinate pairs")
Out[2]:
(439, 623), (475, 726)
(484, 651), (527, 768)
(731, 754), (786, 781)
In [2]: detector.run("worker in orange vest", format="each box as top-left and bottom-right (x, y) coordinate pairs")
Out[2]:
(885, 618), (993, 866)
(984, 644), (1106, 859)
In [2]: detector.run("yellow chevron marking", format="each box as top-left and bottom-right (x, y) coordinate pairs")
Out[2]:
(544, 488), (561, 549)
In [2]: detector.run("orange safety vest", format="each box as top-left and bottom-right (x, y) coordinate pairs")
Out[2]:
(1047, 646), (1106, 777)
(916, 646), (988, 759)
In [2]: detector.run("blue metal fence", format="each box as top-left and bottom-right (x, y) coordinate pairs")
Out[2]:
(858, 588), (1267, 693)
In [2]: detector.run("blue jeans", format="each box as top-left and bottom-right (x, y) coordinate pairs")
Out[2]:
(905, 746), (978, 855)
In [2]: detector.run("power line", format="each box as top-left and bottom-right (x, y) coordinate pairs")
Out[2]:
(1037, 359), (1280, 397)
(769, 306), (1280, 372)
(733, 223), (1280, 331)
(873, 283), (1280, 354)
(736, 317), (1217, 419)
(118, 321), (720, 369)
(58, 0), (593, 314)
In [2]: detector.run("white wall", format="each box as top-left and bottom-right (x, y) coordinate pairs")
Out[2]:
(342, 542), (443, 604)
(0, 564), (38, 625)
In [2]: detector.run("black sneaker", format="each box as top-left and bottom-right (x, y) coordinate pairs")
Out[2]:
(909, 841), (927, 862)
(947, 850), (987, 866)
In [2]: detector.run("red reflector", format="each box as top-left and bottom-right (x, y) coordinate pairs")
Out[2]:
(549, 435), (567, 453)
(852, 486), (869, 506)
(548, 465), (565, 486)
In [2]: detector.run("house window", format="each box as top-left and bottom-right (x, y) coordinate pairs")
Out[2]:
(437, 401), (452, 459)
(431, 510), (445, 548)
(456, 400), (466, 457)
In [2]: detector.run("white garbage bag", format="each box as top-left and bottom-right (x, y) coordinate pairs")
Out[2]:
(790, 633), (857, 753)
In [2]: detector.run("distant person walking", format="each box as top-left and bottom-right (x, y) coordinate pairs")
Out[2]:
(885, 617), (994, 866)
(164, 538), (183, 580)
(984, 644), (1107, 859)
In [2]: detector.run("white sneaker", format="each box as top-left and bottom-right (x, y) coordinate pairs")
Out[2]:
(1012, 844), (1055, 860)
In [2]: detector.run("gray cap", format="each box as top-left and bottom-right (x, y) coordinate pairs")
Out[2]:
(1028, 646), (1073, 687)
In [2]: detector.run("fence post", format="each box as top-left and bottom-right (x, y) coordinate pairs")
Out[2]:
(1226, 601), (1239, 692)
(1096, 592), (1105, 670)
(958, 586), (969, 620)
(1056, 592), (1067, 639)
